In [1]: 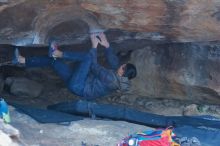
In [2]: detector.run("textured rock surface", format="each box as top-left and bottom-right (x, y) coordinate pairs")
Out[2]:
(5, 77), (43, 98)
(81, 0), (220, 42)
(0, 75), (4, 93)
(129, 42), (220, 104)
(183, 104), (200, 116)
(0, 119), (21, 146)
(1, 41), (220, 104)
(0, 0), (220, 45)
(0, 0), (220, 104)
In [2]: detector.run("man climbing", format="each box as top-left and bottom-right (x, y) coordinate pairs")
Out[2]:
(12, 32), (137, 100)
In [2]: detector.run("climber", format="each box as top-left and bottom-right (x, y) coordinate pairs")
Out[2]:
(12, 32), (137, 100)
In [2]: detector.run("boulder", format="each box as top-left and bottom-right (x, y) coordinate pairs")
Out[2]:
(5, 77), (43, 98)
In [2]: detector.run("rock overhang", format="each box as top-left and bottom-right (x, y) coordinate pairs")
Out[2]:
(0, 0), (220, 46)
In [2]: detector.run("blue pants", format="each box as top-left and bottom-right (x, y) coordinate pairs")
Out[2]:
(25, 51), (92, 97)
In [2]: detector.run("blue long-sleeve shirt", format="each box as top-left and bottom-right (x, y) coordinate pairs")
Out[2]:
(83, 47), (129, 99)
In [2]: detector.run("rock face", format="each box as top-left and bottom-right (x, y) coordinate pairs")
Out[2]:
(0, 0), (220, 45)
(5, 77), (43, 98)
(0, 1), (220, 104)
(1, 41), (220, 104)
(129, 42), (220, 104)
(81, 0), (220, 42)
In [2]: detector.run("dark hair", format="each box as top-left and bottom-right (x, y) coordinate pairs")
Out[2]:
(123, 63), (137, 80)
